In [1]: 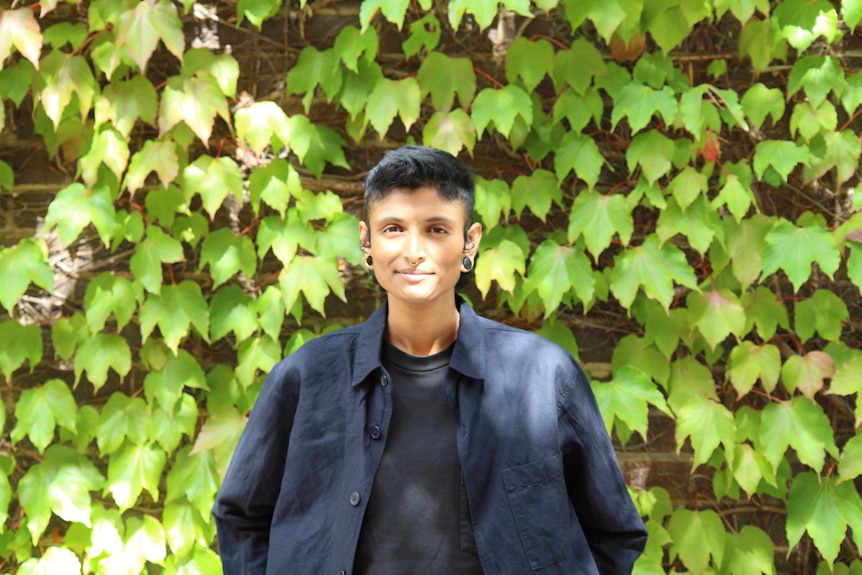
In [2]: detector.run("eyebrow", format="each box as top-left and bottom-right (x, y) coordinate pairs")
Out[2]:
(374, 215), (459, 226)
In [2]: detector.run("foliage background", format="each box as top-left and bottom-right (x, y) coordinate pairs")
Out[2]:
(2, 0), (862, 573)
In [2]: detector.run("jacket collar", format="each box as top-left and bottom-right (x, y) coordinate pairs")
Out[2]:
(350, 296), (486, 387)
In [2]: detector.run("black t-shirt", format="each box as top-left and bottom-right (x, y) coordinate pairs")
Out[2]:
(353, 340), (484, 575)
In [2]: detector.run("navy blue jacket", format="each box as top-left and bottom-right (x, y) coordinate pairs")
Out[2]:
(213, 299), (647, 574)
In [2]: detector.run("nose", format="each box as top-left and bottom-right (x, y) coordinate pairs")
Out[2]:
(405, 231), (425, 264)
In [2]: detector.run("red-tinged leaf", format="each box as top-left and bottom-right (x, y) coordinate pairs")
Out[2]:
(191, 408), (247, 478)
(727, 342), (781, 397)
(159, 75), (229, 146)
(781, 352), (835, 399)
(475, 239), (526, 298)
(525, 240), (595, 315)
(555, 132), (604, 190)
(0, 321), (43, 381)
(687, 287), (746, 350)
(367, 77), (421, 135)
(761, 219), (840, 293)
(758, 397), (838, 474)
(787, 472), (862, 570)
(626, 130), (675, 184)
(471, 85), (532, 139)
(610, 234), (699, 311)
(591, 366), (671, 443)
(124, 140), (180, 194)
(567, 191), (633, 259)
(181, 155), (243, 220)
(0, 239), (53, 312)
(505, 37), (554, 93)
(416, 52), (476, 111)
(675, 396), (736, 469)
(422, 109), (476, 156)
(139, 281), (211, 355)
(0, 8), (42, 71)
(667, 509), (726, 573)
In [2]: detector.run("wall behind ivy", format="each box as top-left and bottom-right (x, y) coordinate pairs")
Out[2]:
(1, 0), (862, 573)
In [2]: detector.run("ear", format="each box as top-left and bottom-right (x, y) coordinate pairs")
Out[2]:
(359, 220), (370, 252)
(464, 222), (482, 257)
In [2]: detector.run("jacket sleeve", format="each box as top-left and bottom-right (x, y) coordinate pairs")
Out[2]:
(212, 359), (300, 575)
(557, 359), (648, 575)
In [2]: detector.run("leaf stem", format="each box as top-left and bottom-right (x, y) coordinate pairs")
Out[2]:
(473, 66), (504, 89)
(528, 34), (568, 50)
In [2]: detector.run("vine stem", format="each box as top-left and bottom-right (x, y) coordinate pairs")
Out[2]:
(473, 66), (504, 89)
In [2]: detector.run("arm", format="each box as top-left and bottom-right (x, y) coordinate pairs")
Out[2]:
(213, 360), (300, 575)
(557, 360), (648, 575)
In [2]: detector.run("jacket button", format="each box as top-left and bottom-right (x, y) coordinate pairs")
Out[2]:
(380, 374), (388, 387)
(370, 425), (381, 439)
(349, 491), (361, 506)
(339, 571), (346, 575)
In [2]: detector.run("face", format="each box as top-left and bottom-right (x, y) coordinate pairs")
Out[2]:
(360, 186), (482, 308)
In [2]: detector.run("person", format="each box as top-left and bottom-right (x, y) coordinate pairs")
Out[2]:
(212, 145), (648, 574)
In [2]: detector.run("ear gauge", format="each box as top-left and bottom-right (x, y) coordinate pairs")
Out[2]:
(365, 254), (374, 267)
(462, 256), (473, 271)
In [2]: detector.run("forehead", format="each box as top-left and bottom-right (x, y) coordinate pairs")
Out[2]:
(367, 186), (468, 221)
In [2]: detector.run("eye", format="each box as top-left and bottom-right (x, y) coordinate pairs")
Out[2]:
(429, 226), (448, 234)
(382, 224), (402, 233)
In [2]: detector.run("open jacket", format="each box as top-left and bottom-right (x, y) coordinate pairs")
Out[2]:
(213, 298), (647, 574)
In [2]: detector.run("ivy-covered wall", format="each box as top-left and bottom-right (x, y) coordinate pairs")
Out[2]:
(1, 0), (862, 573)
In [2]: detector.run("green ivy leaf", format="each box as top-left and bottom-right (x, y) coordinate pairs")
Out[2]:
(512, 170), (561, 222)
(139, 281), (211, 355)
(828, 356), (862, 423)
(668, 509), (727, 573)
(631, 297), (682, 360)
(107, 441), (167, 511)
(237, 0), (280, 28)
(359, 0), (411, 30)
(0, 238), (53, 312)
(0, 60), (35, 106)
(506, 38), (554, 93)
(675, 395), (736, 469)
(567, 190), (633, 258)
(806, 130), (862, 185)
(727, 342), (781, 397)
(148, 393), (197, 453)
(592, 366), (671, 443)
(248, 158), (301, 217)
(795, 289), (848, 343)
(191, 408), (247, 479)
(687, 287), (746, 350)
(611, 84), (677, 134)
(627, 130), (675, 185)
(257, 211), (315, 265)
(423, 109), (476, 156)
(758, 398), (838, 474)
(333, 26), (378, 72)
(656, 196), (723, 255)
(724, 216), (770, 291)
(38, 53), (96, 128)
(120, 514), (167, 572)
(732, 444), (777, 497)
(474, 178), (512, 232)
(781, 351), (835, 400)
(83, 272), (137, 333)
(402, 14), (440, 58)
(73, 333), (132, 392)
(96, 75), (158, 138)
(773, 0), (840, 52)
(753, 140), (809, 183)
(787, 472), (862, 569)
(129, 226), (185, 294)
(199, 228), (257, 288)
(838, 433), (862, 482)
(448, 0), (531, 30)
(166, 446), (220, 519)
(299, 124), (350, 178)
(416, 53), (476, 111)
(234, 101), (292, 155)
(210, 285), (259, 342)
(159, 75), (228, 146)
(236, 334), (281, 387)
(145, 350), (208, 411)
(0, 321), (43, 381)
(472, 85), (532, 139)
(667, 356), (717, 414)
(475, 239), (526, 297)
(114, 0), (184, 72)
(613, 335), (671, 388)
(287, 46), (343, 112)
(182, 155), (243, 220)
(10, 379), (77, 453)
(124, 140), (180, 194)
(552, 38), (607, 96)
(18, 547), (82, 575)
(183, 48), (239, 97)
(741, 83), (785, 130)
(712, 173), (756, 223)
(720, 525), (775, 575)
(98, 393), (149, 455)
(279, 255), (346, 317)
(553, 88), (603, 133)
(761, 219), (840, 293)
(789, 55), (844, 109)
(42, 182), (116, 248)
(610, 234), (699, 311)
(555, 132), (604, 190)
(80, 127), (130, 187)
(0, 8), (42, 71)
(367, 77), (421, 135)
(525, 240), (595, 314)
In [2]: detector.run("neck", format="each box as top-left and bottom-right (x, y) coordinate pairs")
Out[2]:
(385, 295), (460, 356)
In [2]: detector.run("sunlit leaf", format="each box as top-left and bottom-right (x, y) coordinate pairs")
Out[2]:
(761, 219), (840, 293)
(129, 226), (185, 294)
(591, 366), (671, 442)
(11, 379), (77, 453)
(159, 75), (229, 146)
(525, 240), (595, 314)
(728, 342), (781, 397)
(423, 109), (476, 156)
(416, 52), (476, 111)
(781, 351), (835, 400)
(107, 442), (166, 510)
(182, 155), (243, 220)
(568, 190), (633, 258)
(758, 398), (838, 474)
(139, 281), (211, 355)
(675, 395), (736, 469)
(472, 85), (532, 139)
(0, 321), (43, 381)
(668, 509), (726, 572)
(555, 132), (604, 190)
(0, 8), (42, 71)
(0, 239), (53, 312)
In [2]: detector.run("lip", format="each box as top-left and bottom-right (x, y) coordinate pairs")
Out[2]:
(396, 270), (432, 278)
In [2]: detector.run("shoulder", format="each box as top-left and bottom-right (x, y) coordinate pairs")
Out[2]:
(476, 315), (575, 366)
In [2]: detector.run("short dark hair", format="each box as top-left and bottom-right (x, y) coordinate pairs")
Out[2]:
(363, 145), (477, 290)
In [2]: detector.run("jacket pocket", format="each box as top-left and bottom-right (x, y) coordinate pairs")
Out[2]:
(502, 453), (568, 570)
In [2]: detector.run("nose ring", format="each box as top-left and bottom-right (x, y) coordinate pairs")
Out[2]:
(408, 258), (420, 267)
